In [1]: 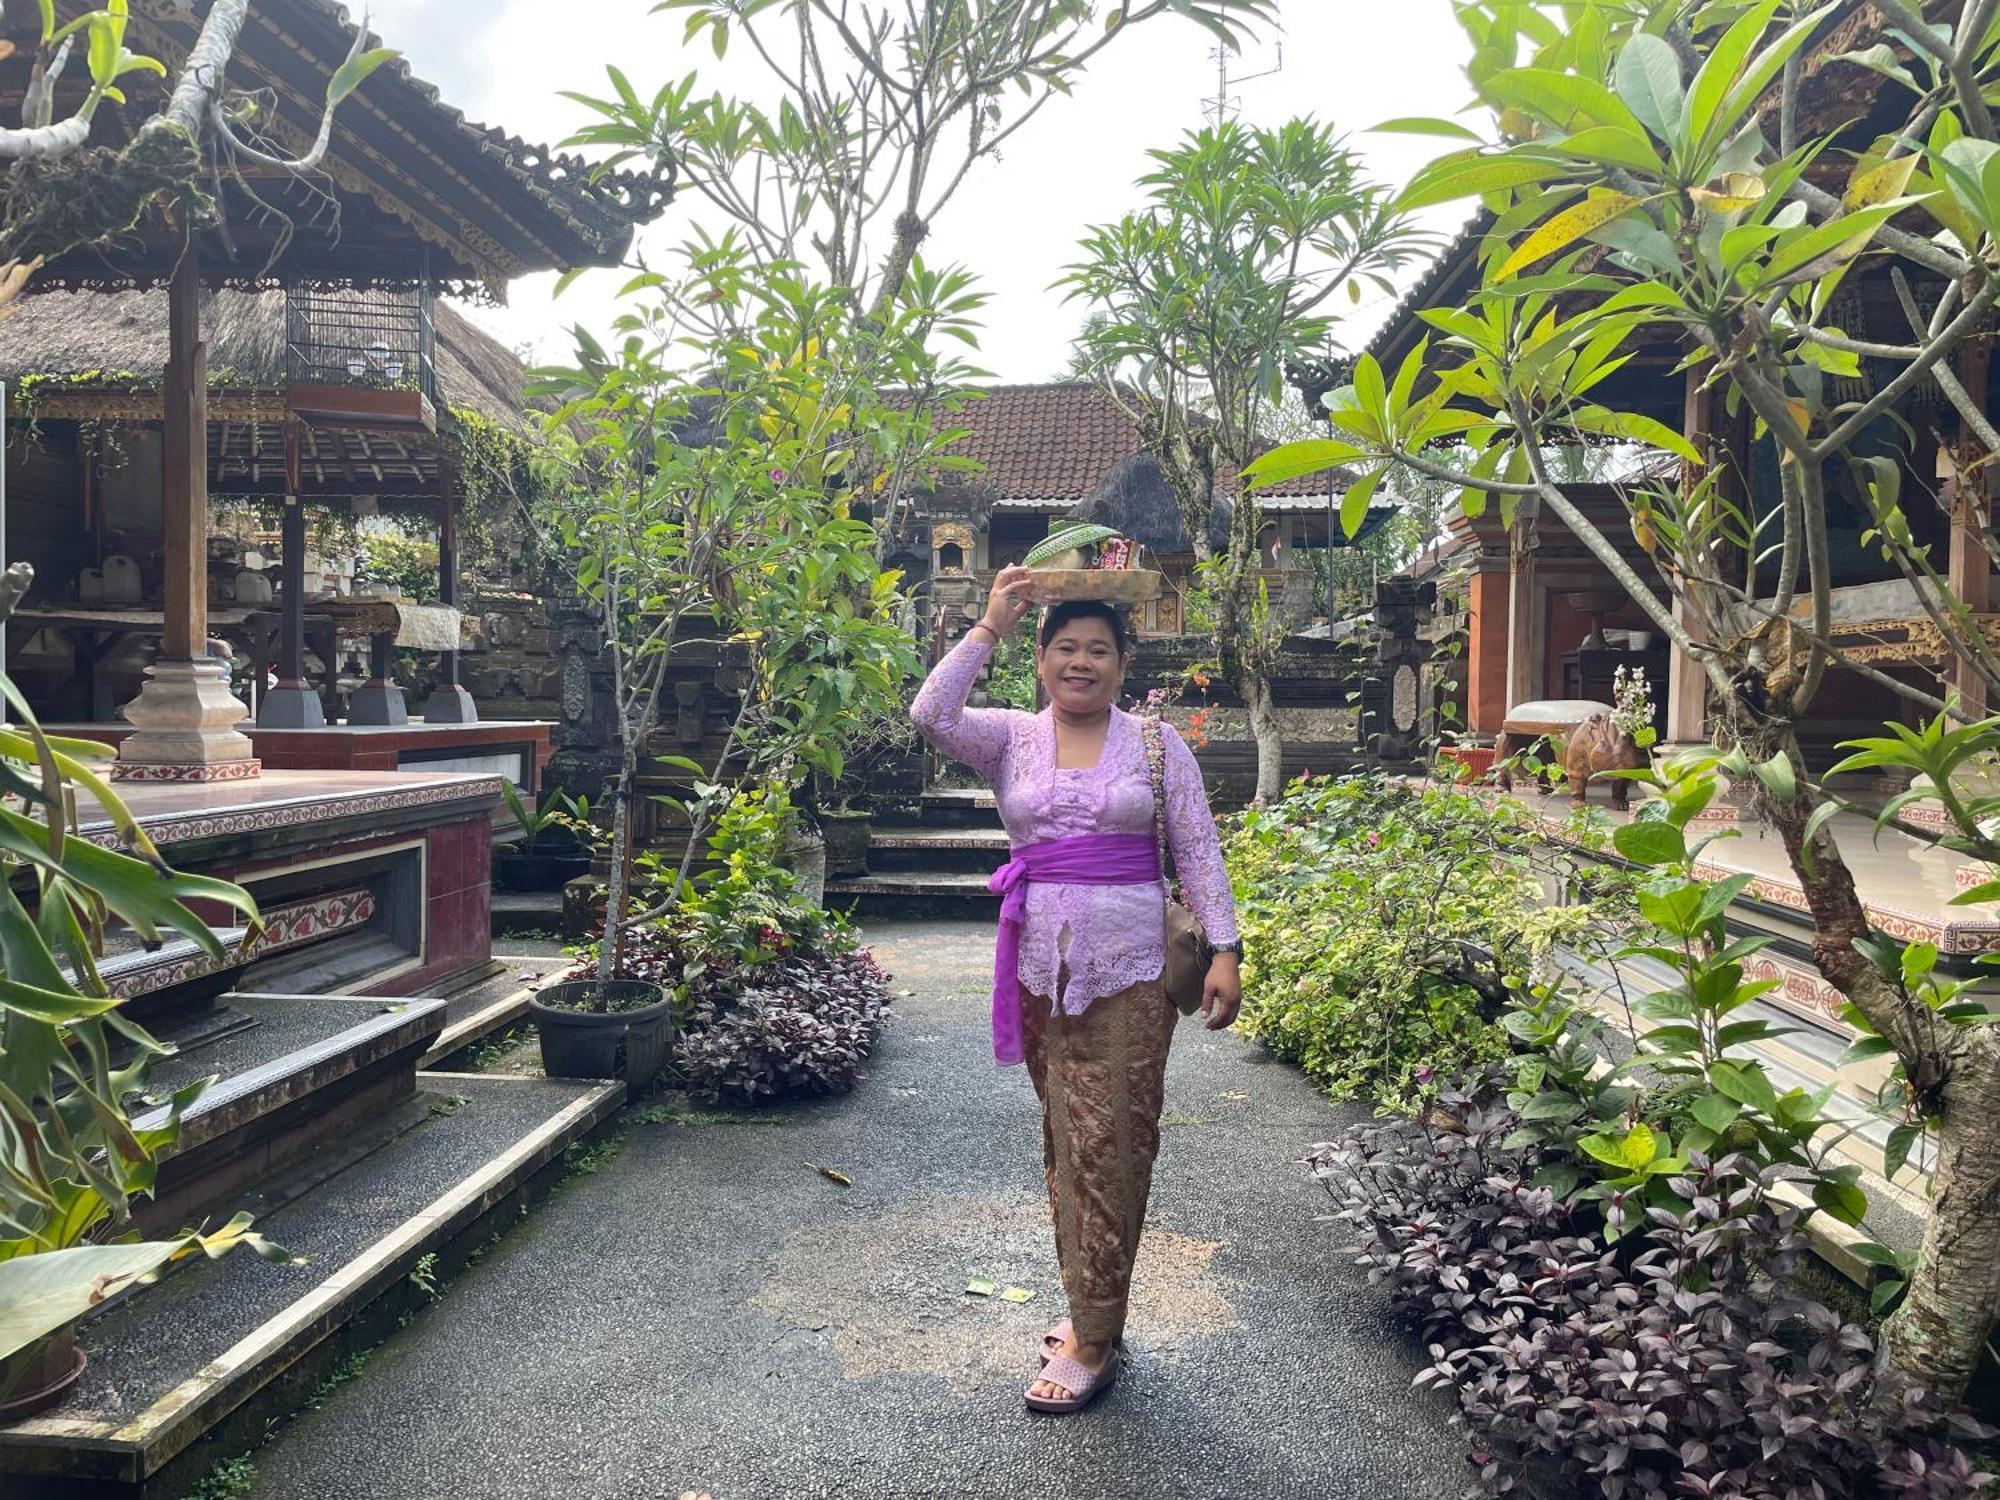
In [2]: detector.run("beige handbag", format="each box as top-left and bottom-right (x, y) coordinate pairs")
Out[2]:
(1140, 715), (1211, 1016)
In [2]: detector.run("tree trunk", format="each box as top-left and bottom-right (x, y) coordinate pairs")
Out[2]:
(596, 741), (638, 983)
(1753, 729), (1994, 1399)
(1884, 1027), (2000, 1398)
(1245, 671), (1282, 804)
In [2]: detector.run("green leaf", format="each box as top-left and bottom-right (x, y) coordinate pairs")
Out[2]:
(1690, 1093), (1741, 1133)
(1564, 405), (1703, 463)
(1579, 1122), (1658, 1171)
(1837, 1034), (1896, 1067)
(1686, 0), (1782, 148)
(1613, 819), (1686, 867)
(1023, 523), (1121, 567)
(1883, 1121), (1924, 1180)
(1709, 1057), (1779, 1115)
(1395, 152), (1575, 211)
(1749, 752), (1797, 803)
(1519, 1090), (1585, 1122)
(1340, 467), (1383, 538)
(1558, 126), (1664, 174)
(1370, 117), (1485, 141)
(1614, 33), (1684, 144)
(1498, 191), (1642, 279)
(1812, 1175), (1869, 1227)
(1244, 438), (1365, 490)
(0, 1221), (277, 1362)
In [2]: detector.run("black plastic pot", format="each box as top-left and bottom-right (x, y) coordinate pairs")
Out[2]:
(529, 979), (672, 1089)
(819, 810), (871, 878)
(494, 847), (594, 892)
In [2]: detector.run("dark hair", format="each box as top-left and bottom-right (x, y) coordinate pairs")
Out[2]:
(1039, 600), (1131, 653)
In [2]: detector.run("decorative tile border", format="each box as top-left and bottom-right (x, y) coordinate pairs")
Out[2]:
(1742, 953), (1850, 1028)
(1491, 787), (2000, 956)
(111, 758), (263, 784)
(107, 889), (378, 999)
(82, 777), (501, 849)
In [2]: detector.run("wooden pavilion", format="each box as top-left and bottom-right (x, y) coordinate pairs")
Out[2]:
(0, 0), (670, 780)
(0, 0), (669, 997)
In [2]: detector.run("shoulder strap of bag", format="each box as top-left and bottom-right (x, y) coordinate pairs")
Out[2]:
(1140, 715), (1172, 888)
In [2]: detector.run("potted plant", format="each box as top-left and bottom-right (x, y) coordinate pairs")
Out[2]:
(528, 976), (675, 1088)
(495, 782), (599, 891)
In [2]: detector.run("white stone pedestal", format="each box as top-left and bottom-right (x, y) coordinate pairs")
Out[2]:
(113, 657), (260, 782)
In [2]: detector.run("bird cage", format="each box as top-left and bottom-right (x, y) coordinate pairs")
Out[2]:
(284, 281), (438, 431)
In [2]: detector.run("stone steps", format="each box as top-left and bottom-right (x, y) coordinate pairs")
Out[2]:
(131, 991), (447, 1236)
(866, 826), (1010, 876)
(0, 1073), (621, 1499)
(826, 869), (1001, 921)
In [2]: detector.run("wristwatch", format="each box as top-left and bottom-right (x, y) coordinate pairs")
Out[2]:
(1211, 940), (1245, 959)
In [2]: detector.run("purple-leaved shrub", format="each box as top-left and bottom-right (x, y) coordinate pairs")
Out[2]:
(1309, 1075), (1993, 1499)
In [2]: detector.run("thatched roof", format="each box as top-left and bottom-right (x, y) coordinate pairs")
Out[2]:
(0, 287), (530, 432)
(1070, 453), (1230, 554)
(7, 0), (673, 292)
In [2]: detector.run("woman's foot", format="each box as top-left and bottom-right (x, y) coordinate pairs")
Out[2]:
(1027, 1333), (1113, 1404)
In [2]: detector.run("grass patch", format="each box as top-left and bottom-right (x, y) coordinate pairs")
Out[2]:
(629, 1098), (787, 1128)
(181, 1456), (257, 1500)
(1161, 1113), (1207, 1127)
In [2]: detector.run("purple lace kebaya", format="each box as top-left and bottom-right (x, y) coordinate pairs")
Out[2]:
(910, 632), (1240, 1045)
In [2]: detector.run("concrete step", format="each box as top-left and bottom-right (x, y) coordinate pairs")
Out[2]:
(418, 958), (570, 1069)
(914, 787), (1003, 830)
(0, 1073), (622, 1499)
(866, 826), (1010, 875)
(826, 869), (1000, 921)
(492, 887), (564, 938)
(125, 992), (445, 1237)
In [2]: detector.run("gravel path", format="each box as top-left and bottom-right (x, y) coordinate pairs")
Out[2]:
(244, 919), (1467, 1500)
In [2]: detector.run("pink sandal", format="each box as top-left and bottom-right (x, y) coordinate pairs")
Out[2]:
(1025, 1347), (1120, 1414)
(1038, 1319), (1123, 1366)
(1038, 1319), (1072, 1365)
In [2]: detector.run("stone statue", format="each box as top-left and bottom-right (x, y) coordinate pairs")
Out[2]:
(1562, 711), (1646, 810)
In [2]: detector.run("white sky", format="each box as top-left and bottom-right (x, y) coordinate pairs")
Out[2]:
(363, 0), (1478, 382)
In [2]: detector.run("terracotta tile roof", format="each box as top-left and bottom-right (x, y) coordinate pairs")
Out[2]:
(915, 382), (1339, 505)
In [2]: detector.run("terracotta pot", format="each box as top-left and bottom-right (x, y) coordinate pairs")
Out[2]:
(0, 1328), (86, 1424)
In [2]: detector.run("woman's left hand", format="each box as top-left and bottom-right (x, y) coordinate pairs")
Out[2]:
(1200, 952), (1242, 1031)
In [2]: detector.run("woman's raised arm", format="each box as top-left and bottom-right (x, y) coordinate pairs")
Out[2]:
(909, 630), (1015, 782)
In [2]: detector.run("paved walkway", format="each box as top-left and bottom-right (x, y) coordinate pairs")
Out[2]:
(245, 921), (1465, 1500)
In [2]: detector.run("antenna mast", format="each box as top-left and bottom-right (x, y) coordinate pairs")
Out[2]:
(1203, 41), (1283, 125)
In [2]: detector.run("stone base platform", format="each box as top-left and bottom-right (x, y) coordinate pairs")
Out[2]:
(79, 768), (504, 997)
(54, 719), (552, 801)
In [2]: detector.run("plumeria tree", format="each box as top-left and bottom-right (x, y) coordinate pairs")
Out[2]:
(533, 251), (980, 975)
(1251, 0), (2000, 1397)
(1061, 119), (1428, 800)
(560, 0), (1277, 541)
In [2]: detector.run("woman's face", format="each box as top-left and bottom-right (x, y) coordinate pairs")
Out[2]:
(1037, 615), (1127, 716)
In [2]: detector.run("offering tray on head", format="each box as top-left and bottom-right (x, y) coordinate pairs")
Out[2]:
(1024, 568), (1163, 606)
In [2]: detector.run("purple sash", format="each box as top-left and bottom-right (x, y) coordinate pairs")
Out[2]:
(986, 832), (1160, 1066)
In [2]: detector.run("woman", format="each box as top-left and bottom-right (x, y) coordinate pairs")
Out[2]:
(910, 562), (1243, 1414)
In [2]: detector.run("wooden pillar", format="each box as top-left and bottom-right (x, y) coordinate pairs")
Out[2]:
(114, 244), (258, 779)
(256, 424), (325, 727)
(422, 470), (476, 722)
(1504, 522), (1543, 710)
(1948, 338), (1992, 716)
(161, 247), (204, 659)
(1464, 553), (1512, 737)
